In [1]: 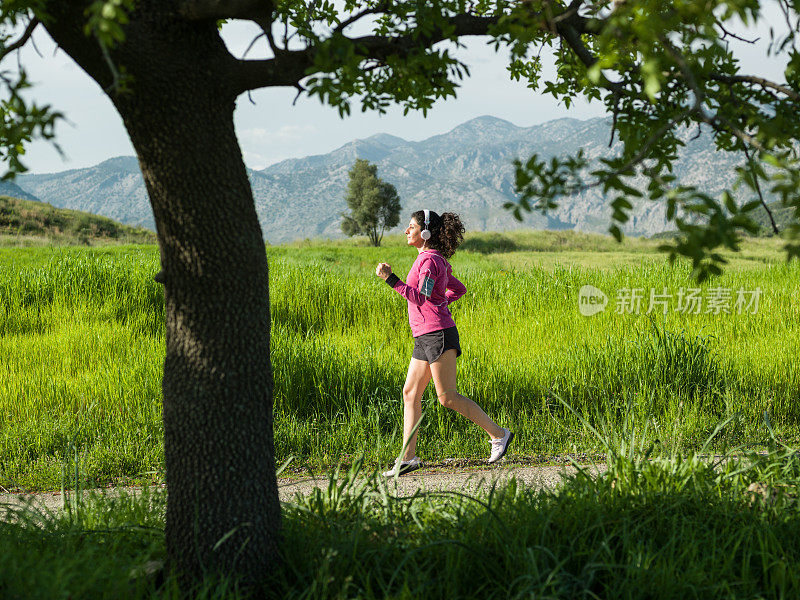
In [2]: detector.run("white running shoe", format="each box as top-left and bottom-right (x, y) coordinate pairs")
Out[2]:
(488, 428), (514, 464)
(383, 456), (422, 477)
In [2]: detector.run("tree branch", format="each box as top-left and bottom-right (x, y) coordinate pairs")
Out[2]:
(334, 4), (388, 34)
(744, 145), (779, 235)
(234, 49), (314, 91)
(178, 0), (273, 21)
(709, 72), (800, 103)
(555, 20), (595, 66)
(572, 35), (703, 190)
(658, 36), (767, 155)
(97, 37), (123, 93)
(658, 35), (785, 158)
(242, 32), (266, 59)
(0, 17), (39, 63)
(715, 20), (759, 44)
(703, 110), (772, 154)
(608, 91), (620, 147)
(554, 14), (624, 94)
(776, 0), (799, 52)
(231, 13), (501, 95)
(263, 22), (280, 56)
(551, 0), (586, 28)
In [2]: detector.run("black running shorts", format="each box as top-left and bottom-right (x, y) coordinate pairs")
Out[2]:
(412, 326), (462, 363)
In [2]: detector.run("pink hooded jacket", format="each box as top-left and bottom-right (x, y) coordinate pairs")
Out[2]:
(385, 249), (467, 337)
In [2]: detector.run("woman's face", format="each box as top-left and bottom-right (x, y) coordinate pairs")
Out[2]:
(405, 217), (425, 248)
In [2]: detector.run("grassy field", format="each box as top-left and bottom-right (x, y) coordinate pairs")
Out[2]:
(1, 230), (799, 490)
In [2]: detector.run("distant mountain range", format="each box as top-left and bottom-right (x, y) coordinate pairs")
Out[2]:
(15, 116), (759, 244)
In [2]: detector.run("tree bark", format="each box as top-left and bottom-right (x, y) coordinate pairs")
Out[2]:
(42, 1), (280, 588)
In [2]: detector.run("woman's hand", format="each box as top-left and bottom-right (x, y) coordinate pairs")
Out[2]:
(375, 262), (392, 280)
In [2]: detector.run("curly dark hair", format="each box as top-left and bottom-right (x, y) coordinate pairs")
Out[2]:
(412, 210), (465, 259)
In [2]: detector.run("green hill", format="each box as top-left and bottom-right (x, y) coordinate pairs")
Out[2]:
(0, 196), (156, 245)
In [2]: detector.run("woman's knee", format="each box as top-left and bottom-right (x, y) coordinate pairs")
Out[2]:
(402, 386), (420, 404)
(437, 390), (459, 408)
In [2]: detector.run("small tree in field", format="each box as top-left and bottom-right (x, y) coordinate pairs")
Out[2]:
(341, 159), (401, 247)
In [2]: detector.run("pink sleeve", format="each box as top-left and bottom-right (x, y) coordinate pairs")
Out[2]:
(391, 279), (428, 307)
(391, 257), (438, 307)
(445, 274), (467, 304)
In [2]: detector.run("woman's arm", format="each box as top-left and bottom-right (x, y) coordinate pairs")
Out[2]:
(445, 274), (467, 304)
(387, 277), (429, 307)
(376, 258), (436, 307)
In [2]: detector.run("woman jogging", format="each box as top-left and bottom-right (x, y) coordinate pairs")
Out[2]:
(375, 210), (513, 476)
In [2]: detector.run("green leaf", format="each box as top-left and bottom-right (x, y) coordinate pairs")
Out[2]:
(641, 58), (662, 102)
(723, 192), (737, 214)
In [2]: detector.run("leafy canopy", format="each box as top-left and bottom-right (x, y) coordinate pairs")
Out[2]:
(2, 0), (800, 278)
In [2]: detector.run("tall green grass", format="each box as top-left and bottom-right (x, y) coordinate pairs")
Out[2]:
(1, 234), (799, 489)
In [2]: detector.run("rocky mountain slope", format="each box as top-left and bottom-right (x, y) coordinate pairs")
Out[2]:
(16, 116), (754, 244)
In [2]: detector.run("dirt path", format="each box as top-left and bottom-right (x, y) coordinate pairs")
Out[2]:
(278, 462), (605, 500)
(0, 463), (605, 518)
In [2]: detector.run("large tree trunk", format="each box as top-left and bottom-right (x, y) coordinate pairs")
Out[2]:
(43, 2), (281, 587)
(141, 99), (281, 586)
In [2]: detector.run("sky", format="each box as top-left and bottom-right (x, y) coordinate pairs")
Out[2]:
(12, 8), (788, 174)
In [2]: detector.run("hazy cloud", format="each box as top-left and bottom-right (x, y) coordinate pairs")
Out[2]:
(239, 125), (318, 144)
(242, 151), (269, 170)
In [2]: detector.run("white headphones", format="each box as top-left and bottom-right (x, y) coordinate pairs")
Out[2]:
(421, 209), (431, 240)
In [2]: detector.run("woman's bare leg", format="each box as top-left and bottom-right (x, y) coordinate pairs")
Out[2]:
(400, 357), (432, 460)
(430, 349), (505, 439)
